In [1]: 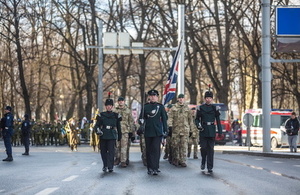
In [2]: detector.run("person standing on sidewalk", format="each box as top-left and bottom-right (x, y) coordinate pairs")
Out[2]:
(195, 89), (222, 173)
(284, 112), (299, 153)
(2, 106), (14, 161)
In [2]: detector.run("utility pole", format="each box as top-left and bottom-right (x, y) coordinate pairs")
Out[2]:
(178, 4), (185, 95)
(261, 0), (271, 152)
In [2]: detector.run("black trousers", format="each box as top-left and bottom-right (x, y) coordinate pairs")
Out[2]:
(100, 139), (116, 170)
(200, 136), (215, 169)
(145, 136), (162, 171)
(22, 135), (30, 153)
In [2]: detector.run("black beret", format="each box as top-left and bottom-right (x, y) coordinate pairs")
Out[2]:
(105, 99), (114, 106)
(148, 89), (159, 96)
(118, 96), (125, 101)
(5, 106), (12, 111)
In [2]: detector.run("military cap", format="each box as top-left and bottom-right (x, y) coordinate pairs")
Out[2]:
(148, 89), (159, 96)
(5, 106), (12, 111)
(118, 96), (125, 101)
(105, 98), (114, 106)
(178, 94), (184, 98)
(204, 91), (213, 98)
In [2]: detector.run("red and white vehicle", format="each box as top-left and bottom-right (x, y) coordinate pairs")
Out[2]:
(241, 108), (300, 148)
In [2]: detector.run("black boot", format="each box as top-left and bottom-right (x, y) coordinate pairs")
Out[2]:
(3, 155), (13, 162)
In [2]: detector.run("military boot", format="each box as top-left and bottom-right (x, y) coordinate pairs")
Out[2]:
(3, 155), (13, 162)
(114, 158), (120, 165)
(187, 152), (190, 158)
(121, 162), (127, 168)
(163, 153), (168, 160)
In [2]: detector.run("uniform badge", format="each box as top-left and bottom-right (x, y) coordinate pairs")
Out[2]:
(151, 109), (156, 114)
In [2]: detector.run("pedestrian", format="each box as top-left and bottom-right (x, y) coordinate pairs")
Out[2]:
(168, 94), (195, 167)
(21, 114), (31, 155)
(284, 112), (299, 153)
(139, 89), (168, 175)
(94, 98), (122, 173)
(113, 96), (135, 167)
(1, 106), (14, 161)
(195, 89), (222, 173)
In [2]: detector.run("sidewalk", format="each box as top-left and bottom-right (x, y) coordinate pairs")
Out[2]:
(215, 144), (300, 159)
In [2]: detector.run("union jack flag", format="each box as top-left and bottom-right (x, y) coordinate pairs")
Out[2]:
(162, 40), (183, 105)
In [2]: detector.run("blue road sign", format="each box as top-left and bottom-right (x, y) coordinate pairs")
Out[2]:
(276, 7), (300, 36)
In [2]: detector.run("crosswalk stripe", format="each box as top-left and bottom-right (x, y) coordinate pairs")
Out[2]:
(62, 175), (79, 182)
(35, 187), (59, 195)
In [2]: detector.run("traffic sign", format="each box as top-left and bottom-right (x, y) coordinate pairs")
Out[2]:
(243, 113), (254, 127)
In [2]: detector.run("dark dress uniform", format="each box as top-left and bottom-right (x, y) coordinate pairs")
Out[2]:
(140, 90), (168, 175)
(94, 99), (122, 172)
(2, 106), (14, 161)
(21, 114), (31, 155)
(195, 91), (222, 172)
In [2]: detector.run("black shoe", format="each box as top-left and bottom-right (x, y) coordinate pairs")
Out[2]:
(3, 157), (13, 162)
(147, 170), (153, 175)
(22, 153), (29, 155)
(109, 169), (113, 172)
(201, 164), (205, 170)
(208, 169), (213, 173)
(152, 170), (158, 175)
(102, 167), (107, 172)
(157, 169), (161, 173)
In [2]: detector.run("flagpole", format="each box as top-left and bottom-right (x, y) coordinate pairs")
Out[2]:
(178, 4), (185, 95)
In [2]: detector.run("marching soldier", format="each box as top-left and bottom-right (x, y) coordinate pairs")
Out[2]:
(139, 89), (168, 175)
(195, 88), (222, 173)
(67, 117), (79, 151)
(163, 104), (173, 161)
(168, 94), (194, 167)
(187, 107), (199, 159)
(90, 110), (100, 151)
(94, 98), (122, 173)
(113, 97), (135, 167)
(2, 106), (14, 161)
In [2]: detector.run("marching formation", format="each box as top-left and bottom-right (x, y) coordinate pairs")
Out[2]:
(0, 88), (223, 175)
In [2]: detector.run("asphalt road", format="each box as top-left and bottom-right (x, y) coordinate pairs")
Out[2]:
(1, 143), (300, 195)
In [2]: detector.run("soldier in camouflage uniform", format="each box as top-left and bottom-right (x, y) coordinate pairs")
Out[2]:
(168, 94), (194, 167)
(67, 118), (79, 151)
(12, 119), (22, 146)
(163, 104), (173, 161)
(187, 107), (199, 159)
(113, 97), (135, 167)
(90, 111), (100, 151)
(33, 121), (42, 146)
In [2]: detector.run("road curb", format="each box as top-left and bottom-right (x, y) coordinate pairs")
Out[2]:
(222, 150), (300, 159)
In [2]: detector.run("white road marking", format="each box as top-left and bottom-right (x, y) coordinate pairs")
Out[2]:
(254, 158), (264, 161)
(81, 167), (91, 171)
(293, 165), (300, 167)
(62, 175), (79, 182)
(35, 187), (59, 195)
(273, 161), (283, 163)
(91, 162), (97, 166)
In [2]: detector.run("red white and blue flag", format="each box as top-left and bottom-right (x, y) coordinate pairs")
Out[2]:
(162, 40), (183, 105)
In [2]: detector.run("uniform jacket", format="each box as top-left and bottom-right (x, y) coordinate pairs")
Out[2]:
(2, 112), (14, 136)
(140, 102), (168, 137)
(113, 105), (134, 134)
(95, 111), (122, 140)
(21, 119), (31, 136)
(195, 103), (222, 137)
(168, 103), (195, 136)
(285, 118), (300, 136)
